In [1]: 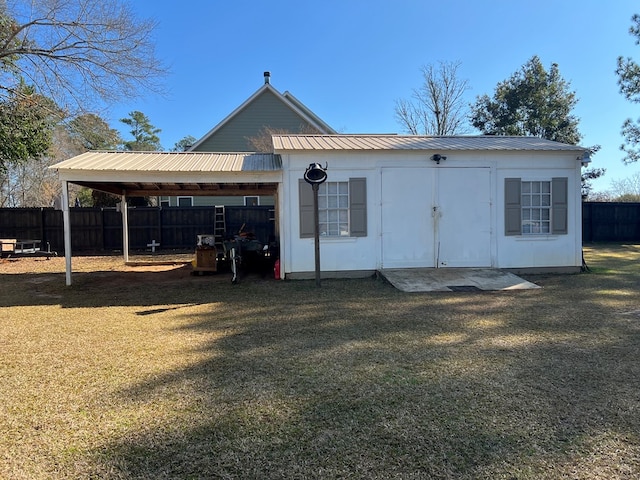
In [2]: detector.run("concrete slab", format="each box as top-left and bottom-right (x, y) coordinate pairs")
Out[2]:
(380, 268), (540, 293)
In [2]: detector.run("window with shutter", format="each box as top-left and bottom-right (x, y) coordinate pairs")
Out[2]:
(299, 179), (315, 238)
(551, 177), (568, 234)
(349, 178), (367, 237)
(298, 177), (367, 238)
(505, 178), (522, 236)
(521, 180), (551, 234)
(504, 177), (568, 236)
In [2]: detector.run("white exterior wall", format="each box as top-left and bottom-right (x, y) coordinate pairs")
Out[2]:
(495, 155), (583, 270)
(279, 150), (583, 277)
(280, 152), (380, 277)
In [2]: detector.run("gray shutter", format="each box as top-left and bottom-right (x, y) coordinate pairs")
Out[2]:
(299, 179), (314, 238)
(505, 178), (522, 236)
(349, 178), (367, 237)
(551, 177), (568, 234)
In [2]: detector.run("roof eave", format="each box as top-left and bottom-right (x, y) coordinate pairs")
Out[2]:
(271, 135), (588, 153)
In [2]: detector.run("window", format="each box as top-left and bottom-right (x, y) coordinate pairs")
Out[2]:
(521, 181), (551, 234)
(299, 178), (367, 238)
(318, 181), (349, 236)
(177, 196), (193, 207)
(159, 196), (170, 207)
(505, 177), (567, 236)
(244, 196), (259, 206)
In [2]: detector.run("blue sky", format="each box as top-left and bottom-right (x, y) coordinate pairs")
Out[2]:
(110, 0), (640, 194)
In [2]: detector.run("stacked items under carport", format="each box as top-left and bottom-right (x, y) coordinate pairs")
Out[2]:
(192, 234), (218, 274)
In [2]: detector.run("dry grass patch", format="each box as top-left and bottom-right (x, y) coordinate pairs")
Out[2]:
(1, 246), (640, 479)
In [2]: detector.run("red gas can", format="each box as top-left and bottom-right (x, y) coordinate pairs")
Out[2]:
(274, 259), (281, 279)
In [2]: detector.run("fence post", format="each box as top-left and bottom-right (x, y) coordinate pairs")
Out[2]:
(589, 204), (594, 242)
(40, 207), (46, 246)
(99, 208), (105, 251)
(158, 206), (163, 249)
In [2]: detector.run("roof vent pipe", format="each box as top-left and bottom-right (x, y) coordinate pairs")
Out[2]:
(264, 71), (271, 84)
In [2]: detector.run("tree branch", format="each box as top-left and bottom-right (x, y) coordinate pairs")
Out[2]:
(0, 0), (167, 112)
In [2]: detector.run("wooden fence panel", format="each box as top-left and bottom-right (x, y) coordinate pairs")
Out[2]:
(0, 208), (45, 241)
(582, 203), (640, 242)
(103, 209), (123, 250)
(226, 206), (275, 243)
(160, 207), (217, 248)
(9, 204), (640, 257)
(42, 209), (63, 252)
(128, 208), (161, 249)
(69, 208), (104, 250)
(0, 206), (272, 253)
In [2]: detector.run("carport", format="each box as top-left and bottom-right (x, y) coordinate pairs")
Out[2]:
(50, 151), (282, 285)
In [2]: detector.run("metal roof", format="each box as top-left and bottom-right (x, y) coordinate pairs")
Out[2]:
(50, 151), (282, 172)
(271, 134), (586, 152)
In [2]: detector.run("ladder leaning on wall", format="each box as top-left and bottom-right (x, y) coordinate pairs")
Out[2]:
(214, 206), (226, 252)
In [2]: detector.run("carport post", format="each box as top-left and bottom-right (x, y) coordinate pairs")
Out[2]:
(62, 180), (72, 286)
(121, 193), (129, 263)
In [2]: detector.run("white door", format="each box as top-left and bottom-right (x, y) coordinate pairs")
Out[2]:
(381, 167), (492, 268)
(435, 168), (491, 267)
(381, 168), (436, 268)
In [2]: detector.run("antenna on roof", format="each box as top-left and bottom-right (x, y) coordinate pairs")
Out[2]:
(264, 71), (271, 84)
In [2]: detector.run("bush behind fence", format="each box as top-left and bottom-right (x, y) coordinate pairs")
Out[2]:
(0, 206), (275, 254)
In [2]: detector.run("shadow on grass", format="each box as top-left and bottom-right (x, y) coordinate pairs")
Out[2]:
(3, 246), (639, 477)
(0, 263), (249, 308)
(77, 270), (640, 478)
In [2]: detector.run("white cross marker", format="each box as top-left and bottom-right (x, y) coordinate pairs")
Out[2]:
(147, 239), (160, 253)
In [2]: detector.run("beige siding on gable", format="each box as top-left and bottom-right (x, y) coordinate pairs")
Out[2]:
(193, 90), (319, 152)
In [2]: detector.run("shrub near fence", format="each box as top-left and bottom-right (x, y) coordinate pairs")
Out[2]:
(0, 206), (275, 254)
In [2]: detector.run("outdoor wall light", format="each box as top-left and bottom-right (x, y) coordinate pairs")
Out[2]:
(304, 162), (328, 184)
(578, 151), (591, 167)
(431, 154), (447, 164)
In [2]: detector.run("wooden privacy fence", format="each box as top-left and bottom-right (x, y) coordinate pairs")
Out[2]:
(0, 206), (275, 254)
(1, 203), (638, 253)
(582, 202), (640, 242)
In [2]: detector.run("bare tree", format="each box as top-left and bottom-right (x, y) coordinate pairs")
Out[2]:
(0, 0), (166, 112)
(0, 112), (122, 207)
(1, 154), (59, 206)
(608, 172), (640, 201)
(395, 61), (471, 135)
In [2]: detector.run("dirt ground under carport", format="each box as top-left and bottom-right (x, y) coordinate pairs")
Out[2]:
(0, 253), (274, 287)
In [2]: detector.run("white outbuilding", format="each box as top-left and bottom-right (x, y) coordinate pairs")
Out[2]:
(272, 134), (587, 278)
(51, 134), (589, 284)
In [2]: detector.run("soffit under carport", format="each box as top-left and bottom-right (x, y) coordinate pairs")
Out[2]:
(50, 151), (282, 197)
(70, 180), (279, 197)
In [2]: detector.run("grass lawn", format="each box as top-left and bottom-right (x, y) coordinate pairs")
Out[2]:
(1, 244), (639, 479)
